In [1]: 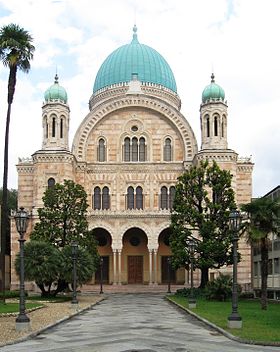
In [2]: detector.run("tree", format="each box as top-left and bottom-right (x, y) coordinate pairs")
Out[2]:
(30, 180), (99, 293)
(242, 197), (280, 310)
(15, 241), (96, 297)
(0, 24), (34, 297)
(170, 160), (236, 288)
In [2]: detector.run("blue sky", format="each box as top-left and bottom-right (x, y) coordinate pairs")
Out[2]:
(0, 0), (280, 197)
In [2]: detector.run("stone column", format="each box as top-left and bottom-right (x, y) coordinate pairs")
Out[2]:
(149, 249), (153, 285)
(118, 249), (122, 285)
(153, 250), (158, 285)
(113, 249), (117, 285)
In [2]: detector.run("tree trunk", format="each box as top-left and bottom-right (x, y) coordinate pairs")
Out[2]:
(0, 66), (17, 301)
(199, 267), (209, 288)
(260, 237), (268, 310)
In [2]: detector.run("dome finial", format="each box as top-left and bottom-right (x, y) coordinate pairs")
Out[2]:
(131, 24), (139, 44)
(211, 73), (215, 83)
(54, 73), (59, 84)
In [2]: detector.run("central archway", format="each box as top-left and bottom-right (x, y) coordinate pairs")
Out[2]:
(122, 227), (148, 284)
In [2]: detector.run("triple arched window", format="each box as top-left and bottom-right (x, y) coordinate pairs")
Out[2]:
(97, 138), (106, 162)
(126, 186), (144, 209)
(93, 186), (110, 210)
(160, 186), (176, 209)
(123, 137), (146, 162)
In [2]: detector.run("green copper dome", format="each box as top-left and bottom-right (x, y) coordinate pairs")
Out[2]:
(93, 26), (177, 93)
(202, 74), (225, 103)
(44, 74), (68, 103)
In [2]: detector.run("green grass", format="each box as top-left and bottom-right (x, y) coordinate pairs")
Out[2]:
(169, 296), (280, 343)
(0, 302), (43, 314)
(26, 295), (72, 303)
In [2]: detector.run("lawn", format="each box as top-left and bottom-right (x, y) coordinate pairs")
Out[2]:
(0, 302), (43, 314)
(169, 295), (280, 343)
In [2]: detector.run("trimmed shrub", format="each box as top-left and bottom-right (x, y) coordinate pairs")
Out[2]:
(205, 274), (233, 301)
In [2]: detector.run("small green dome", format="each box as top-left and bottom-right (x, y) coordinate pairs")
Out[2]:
(44, 74), (68, 103)
(93, 25), (177, 93)
(202, 74), (225, 103)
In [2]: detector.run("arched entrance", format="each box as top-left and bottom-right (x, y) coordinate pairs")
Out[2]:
(158, 228), (176, 284)
(91, 228), (112, 284)
(122, 228), (148, 284)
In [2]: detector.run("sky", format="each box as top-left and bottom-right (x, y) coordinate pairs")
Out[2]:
(0, 0), (279, 197)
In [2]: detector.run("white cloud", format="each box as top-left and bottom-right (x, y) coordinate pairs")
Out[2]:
(0, 0), (280, 196)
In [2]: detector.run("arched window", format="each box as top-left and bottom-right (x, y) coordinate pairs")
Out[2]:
(52, 117), (56, 137)
(222, 115), (226, 138)
(132, 137), (138, 161)
(139, 137), (146, 161)
(60, 118), (63, 138)
(169, 186), (176, 209)
(102, 186), (110, 210)
(214, 115), (218, 136)
(206, 115), (210, 137)
(124, 137), (130, 161)
(127, 186), (134, 209)
(47, 177), (55, 188)
(98, 138), (106, 162)
(94, 187), (101, 210)
(164, 138), (172, 161)
(160, 186), (168, 209)
(136, 186), (143, 209)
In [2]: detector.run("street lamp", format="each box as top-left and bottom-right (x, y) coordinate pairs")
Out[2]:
(227, 208), (242, 329)
(14, 207), (31, 332)
(167, 256), (171, 293)
(71, 242), (78, 305)
(188, 239), (196, 308)
(100, 257), (104, 294)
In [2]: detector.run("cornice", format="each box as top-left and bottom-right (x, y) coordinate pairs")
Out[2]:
(87, 209), (171, 220)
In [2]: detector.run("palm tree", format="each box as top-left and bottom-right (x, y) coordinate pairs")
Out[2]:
(0, 24), (34, 300)
(242, 197), (280, 310)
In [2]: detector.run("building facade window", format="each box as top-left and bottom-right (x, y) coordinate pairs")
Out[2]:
(160, 186), (175, 210)
(98, 138), (106, 162)
(206, 115), (210, 137)
(93, 186), (110, 210)
(60, 118), (63, 138)
(47, 177), (55, 188)
(214, 115), (218, 136)
(163, 137), (172, 161)
(123, 137), (146, 162)
(52, 116), (56, 137)
(126, 186), (143, 209)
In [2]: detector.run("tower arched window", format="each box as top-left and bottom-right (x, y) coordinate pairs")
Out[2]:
(132, 137), (138, 161)
(60, 118), (63, 138)
(214, 115), (218, 136)
(139, 137), (146, 161)
(169, 186), (176, 209)
(102, 186), (110, 209)
(47, 177), (55, 188)
(164, 138), (172, 161)
(124, 137), (130, 161)
(98, 138), (106, 162)
(127, 186), (134, 209)
(160, 186), (168, 209)
(206, 115), (210, 137)
(52, 117), (56, 137)
(93, 187), (101, 210)
(222, 115), (226, 138)
(136, 186), (143, 209)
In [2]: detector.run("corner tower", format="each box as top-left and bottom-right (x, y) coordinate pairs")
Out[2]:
(200, 73), (227, 150)
(42, 74), (70, 150)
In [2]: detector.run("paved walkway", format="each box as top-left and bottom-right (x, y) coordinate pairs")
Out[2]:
(1, 294), (280, 352)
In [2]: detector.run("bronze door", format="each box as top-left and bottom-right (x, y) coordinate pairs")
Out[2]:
(128, 256), (143, 284)
(161, 256), (176, 284)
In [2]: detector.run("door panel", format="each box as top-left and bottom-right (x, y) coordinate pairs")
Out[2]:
(161, 256), (176, 284)
(128, 256), (143, 284)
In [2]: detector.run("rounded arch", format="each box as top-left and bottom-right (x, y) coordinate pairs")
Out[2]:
(120, 223), (152, 245)
(90, 227), (112, 247)
(72, 97), (198, 162)
(122, 227), (148, 246)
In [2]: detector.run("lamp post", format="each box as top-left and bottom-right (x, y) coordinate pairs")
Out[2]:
(14, 207), (31, 332)
(71, 242), (78, 305)
(188, 239), (196, 308)
(227, 209), (242, 329)
(167, 256), (171, 293)
(100, 257), (104, 294)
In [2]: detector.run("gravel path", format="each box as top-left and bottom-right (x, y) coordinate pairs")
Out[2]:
(0, 295), (103, 347)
